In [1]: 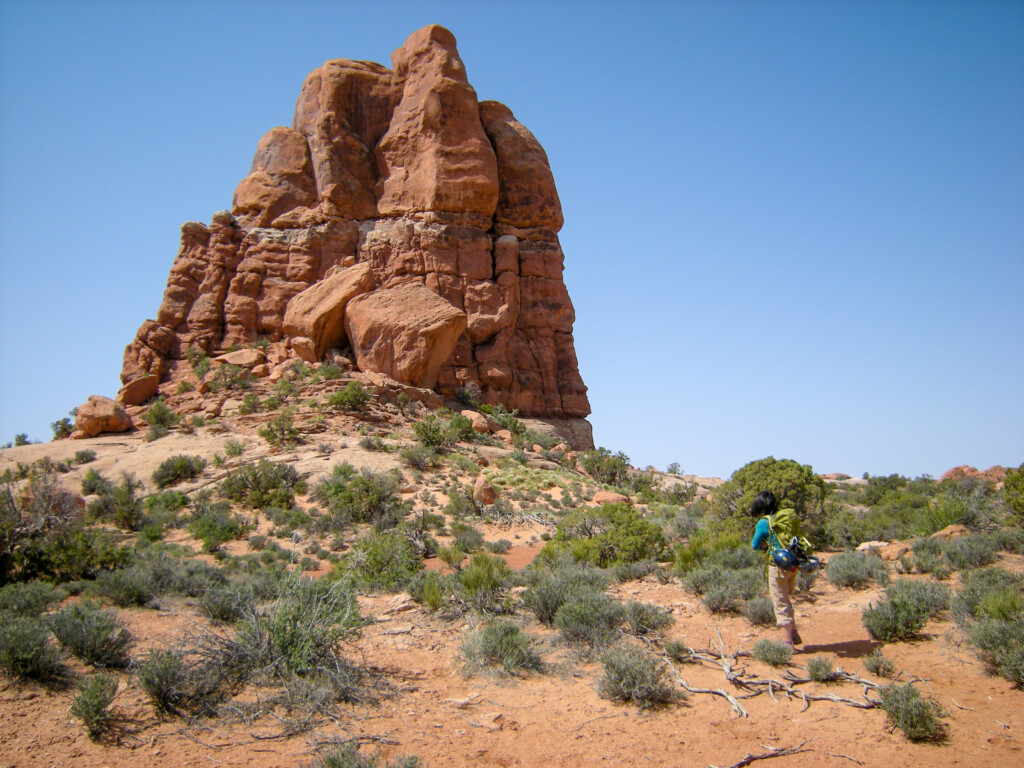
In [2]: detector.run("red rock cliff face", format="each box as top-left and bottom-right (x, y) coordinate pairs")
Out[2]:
(121, 25), (589, 418)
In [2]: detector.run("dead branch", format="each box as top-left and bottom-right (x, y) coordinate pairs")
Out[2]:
(710, 739), (811, 768)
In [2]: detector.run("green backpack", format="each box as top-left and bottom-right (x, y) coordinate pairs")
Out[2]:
(762, 508), (816, 570)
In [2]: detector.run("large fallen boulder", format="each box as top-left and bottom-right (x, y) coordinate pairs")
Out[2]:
(345, 282), (466, 389)
(282, 262), (376, 359)
(74, 395), (134, 437)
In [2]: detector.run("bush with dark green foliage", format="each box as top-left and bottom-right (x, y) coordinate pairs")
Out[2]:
(458, 553), (513, 609)
(188, 495), (250, 552)
(207, 363), (253, 392)
(258, 407), (301, 446)
(554, 589), (625, 647)
(598, 643), (680, 709)
(49, 600), (132, 667)
(541, 503), (664, 568)
(683, 557), (763, 615)
(1004, 463), (1024, 523)
(461, 621), (541, 675)
(752, 638), (793, 667)
(521, 562), (610, 625)
(451, 521), (483, 553)
(143, 397), (180, 440)
(153, 454), (207, 488)
(81, 468), (112, 496)
(85, 472), (144, 531)
(2, 469), (127, 585)
(335, 530), (422, 592)
(221, 460), (306, 509)
(315, 463), (408, 530)
(0, 581), (66, 616)
(328, 382), (372, 410)
(400, 445), (439, 471)
(825, 550), (890, 588)
(310, 743), (422, 768)
(0, 614), (63, 679)
(712, 456), (828, 527)
(622, 600), (674, 636)
(73, 449), (97, 465)
(579, 447), (631, 487)
(864, 648), (896, 678)
(950, 567), (1024, 684)
(71, 673), (118, 739)
(879, 683), (946, 741)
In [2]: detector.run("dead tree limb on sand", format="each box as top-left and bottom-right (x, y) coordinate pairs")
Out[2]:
(709, 739), (811, 768)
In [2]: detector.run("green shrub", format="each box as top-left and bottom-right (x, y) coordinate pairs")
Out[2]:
(258, 407), (301, 446)
(684, 562), (763, 614)
(81, 468), (112, 496)
(752, 639), (793, 667)
(0, 581), (66, 616)
(967, 618), (1024, 684)
(554, 589), (625, 647)
(744, 596), (776, 626)
(879, 683), (946, 741)
(542, 503), (664, 567)
(462, 621), (541, 675)
(862, 598), (931, 642)
(336, 531), (421, 593)
(0, 614), (63, 679)
(199, 585), (252, 623)
(71, 674), (118, 739)
(622, 601), (674, 636)
(712, 456), (829, 524)
(224, 438), (246, 457)
(579, 447), (631, 487)
(805, 655), (835, 682)
(884, 579), (949, 617)
(143, 397), (180, 440)
(400, 445), (439, 471)
(521, 563), (610, 625)
(136, 648), (187, 713)
(459, 553), (513, 609)
(863, 648), (896, 678)
(665, 640), (696, 663)
(152, 454), (207, 488)
(207, 363), (252, 392)
(188, 496), (249, 552)
(825, 551), (890, 588)
(328, 382), (372, 410)
(951, 567), (1023, 625)
(95, 566), (157, 607)
(73, 449), (97, 465)
(315, 463), (408, 530)
(451, 521), (483, 554)
(598, 643), (679, 709)
(942, 534), (999, 571)
(408, 570), (444, 611)
(310, 743), (422, 768)
(221, 460), (306, 509)
(49, 601), (132, 667)
(611, 560), (658, 582)
(485, 539), (513, 555)
(412, 414), (451, 450)
(85, 472), (144, 531)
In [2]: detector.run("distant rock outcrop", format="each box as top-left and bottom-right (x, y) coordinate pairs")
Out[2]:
(121, 25), (589, 420)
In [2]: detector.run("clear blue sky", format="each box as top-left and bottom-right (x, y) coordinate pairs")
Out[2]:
(2, 0), (1022, 480)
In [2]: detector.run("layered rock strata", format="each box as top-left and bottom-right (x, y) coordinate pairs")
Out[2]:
(121, 25), (589, 420)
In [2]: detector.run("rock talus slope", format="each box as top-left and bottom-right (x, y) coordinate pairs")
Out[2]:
(121, 25), (589, 425)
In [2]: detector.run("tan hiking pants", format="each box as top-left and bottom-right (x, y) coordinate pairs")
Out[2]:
(768, 564), (798, 627)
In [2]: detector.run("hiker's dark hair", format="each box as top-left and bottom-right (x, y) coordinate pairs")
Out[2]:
(748, 490), (778, 518)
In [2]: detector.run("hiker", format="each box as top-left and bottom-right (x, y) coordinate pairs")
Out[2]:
(750, 490), (803, 648)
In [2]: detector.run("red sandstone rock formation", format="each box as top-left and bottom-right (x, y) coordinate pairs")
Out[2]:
(121, 25), (589, 420)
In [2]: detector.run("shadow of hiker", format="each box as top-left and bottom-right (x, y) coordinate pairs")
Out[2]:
(799, 638), (880, 658)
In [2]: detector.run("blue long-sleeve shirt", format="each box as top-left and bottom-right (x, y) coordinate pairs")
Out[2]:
(751, 517), (771, 551)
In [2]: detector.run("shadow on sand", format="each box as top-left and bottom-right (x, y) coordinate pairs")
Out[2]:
(797, 638), (880, 658)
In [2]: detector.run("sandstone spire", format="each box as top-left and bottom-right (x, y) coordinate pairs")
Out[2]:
(121, 25), (589, 420)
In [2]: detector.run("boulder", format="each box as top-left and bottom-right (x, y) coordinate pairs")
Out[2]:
(345, 283), (466, 389)
(461, 410), (490, 434)
(592, 491), (630, 506)
(856, 541), (890, 554)
(473, 476), (498, 505)
(116, 374), (159, 406)
(282, 263), (376, 360)
(931, 524), (970, 540)
(879, 542), (912, 561)
(74, 395), (134, 437)
(215, 348), (266, 368)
